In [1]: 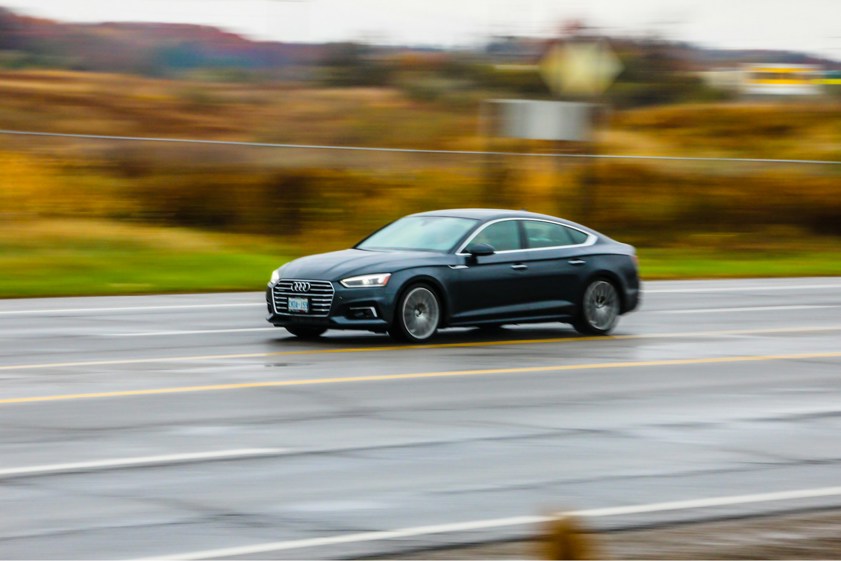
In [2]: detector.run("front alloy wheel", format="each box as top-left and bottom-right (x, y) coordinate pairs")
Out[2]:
(573, 279), (620, 335)
(391, 285), (440, 343)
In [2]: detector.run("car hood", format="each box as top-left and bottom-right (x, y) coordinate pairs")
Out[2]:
(278, 249), (446, 281)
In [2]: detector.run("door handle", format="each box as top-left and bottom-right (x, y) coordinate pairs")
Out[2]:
(510, 263), (529, 270)
(567, 259), (586, 266)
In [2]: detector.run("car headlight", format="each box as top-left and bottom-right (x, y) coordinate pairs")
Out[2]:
(340, 273), (392, 288)
(270, 269), (281, 284)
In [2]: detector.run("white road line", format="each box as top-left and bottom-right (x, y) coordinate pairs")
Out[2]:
(646, 284), (841, 294)
(655, 305), (841, 315)
(0, 449), (284, 478)
(574, 486), (841, 517)
(136, 516), (548, 561)
(0, 303), (261, 316)
(135, 485), (841, 560)
(107, 327), (275, 337)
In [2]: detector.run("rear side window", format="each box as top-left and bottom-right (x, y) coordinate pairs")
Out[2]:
(472, 220), (522, 251)
(524, 220), (587, 248)
(566, 227), (589, 245)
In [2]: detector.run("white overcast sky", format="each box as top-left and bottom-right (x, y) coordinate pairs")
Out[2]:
(3, 0), (841, 60)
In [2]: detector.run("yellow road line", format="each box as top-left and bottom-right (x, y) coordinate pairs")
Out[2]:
(3, 351), (841, 406)
(2, 325), (841, 372)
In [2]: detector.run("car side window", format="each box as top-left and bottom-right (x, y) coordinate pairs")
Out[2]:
(524, 220), (576, 248)
(566, 227), (589, 244)
(472, 220), (522, 251)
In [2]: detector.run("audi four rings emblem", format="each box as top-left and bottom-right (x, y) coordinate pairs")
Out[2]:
(291, 281), (311, 292)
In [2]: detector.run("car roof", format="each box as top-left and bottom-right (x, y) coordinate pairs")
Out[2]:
(410, 208), (588, 227)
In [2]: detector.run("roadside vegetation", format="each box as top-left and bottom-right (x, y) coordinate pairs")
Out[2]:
(0, 219), (294, 297)
(0, 70), (839, 297)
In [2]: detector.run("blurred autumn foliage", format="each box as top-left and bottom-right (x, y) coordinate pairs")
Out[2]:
(1, 68), (839, 254)
(1, 3), (840, 256)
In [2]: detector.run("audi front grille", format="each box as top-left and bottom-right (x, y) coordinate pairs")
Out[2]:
(272, 279), (335, 317)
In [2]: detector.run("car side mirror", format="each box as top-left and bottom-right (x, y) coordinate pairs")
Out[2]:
(465, 243), (495, 257)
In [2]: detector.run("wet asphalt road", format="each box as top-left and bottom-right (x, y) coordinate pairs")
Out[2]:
(1, 278), (841, 559)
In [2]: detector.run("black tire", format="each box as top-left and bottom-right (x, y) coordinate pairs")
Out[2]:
(572, 278), (620, 335)
(389, 284), (441, 343)
(285, 326), (327, 339)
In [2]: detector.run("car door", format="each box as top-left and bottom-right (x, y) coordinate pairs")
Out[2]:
(520, 220), (594, 316)
(448, 219), (533, 323)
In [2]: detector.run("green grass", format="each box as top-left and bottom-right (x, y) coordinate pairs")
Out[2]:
(639, 248), (841, 279)
(0, 220), (295, 298)
(0, 249), (291, 298)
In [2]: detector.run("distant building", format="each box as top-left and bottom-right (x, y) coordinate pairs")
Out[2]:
(700, 68), (744, 92)
(741, 63), (823, 96)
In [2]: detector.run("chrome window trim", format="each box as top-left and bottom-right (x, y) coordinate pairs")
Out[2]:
(455, 218), (597, 256)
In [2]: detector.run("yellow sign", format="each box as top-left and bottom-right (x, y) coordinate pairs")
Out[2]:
(540, 41), (622, 97)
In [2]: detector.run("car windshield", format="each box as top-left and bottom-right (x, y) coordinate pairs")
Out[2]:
(356, 216), (478, 253)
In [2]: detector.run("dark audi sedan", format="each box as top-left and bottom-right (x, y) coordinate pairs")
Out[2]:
(266, 209), (640, 342)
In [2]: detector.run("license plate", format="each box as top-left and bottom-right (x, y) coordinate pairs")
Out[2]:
(288, 297), (309, 313)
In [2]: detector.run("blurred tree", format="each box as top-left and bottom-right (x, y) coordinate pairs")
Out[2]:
(607, 40), (732, 107)
(319, 42), (393, 86)
(0, 8), (21, 49)
(153, 42), (208, 71)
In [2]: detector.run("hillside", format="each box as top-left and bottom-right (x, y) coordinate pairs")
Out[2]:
(0, 7), (325, 75)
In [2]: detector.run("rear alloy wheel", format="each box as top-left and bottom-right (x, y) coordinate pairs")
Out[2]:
(390, 285), (440, 343)
(285, 326), (327, 339)
(573, 279), (620, 335)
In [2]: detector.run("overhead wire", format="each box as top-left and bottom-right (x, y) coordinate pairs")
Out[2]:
(1, 129), (839, 166)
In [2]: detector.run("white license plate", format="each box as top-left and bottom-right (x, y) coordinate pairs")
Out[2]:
(288, 297), (309, 313)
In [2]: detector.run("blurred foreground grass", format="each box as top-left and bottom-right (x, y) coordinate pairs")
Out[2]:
(0, 220), (293, 298)
(640, 247), (841, 279)
(1, 220), (840, 299)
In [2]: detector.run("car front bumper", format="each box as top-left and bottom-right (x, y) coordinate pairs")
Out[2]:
(265, 281), (397, 332)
